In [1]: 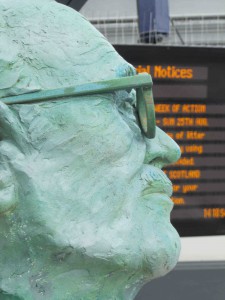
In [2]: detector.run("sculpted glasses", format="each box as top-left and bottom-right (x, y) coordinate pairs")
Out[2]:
(1, 73), (156, 139)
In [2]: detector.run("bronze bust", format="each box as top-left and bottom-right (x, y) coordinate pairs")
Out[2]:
(0, 0), (181, 299)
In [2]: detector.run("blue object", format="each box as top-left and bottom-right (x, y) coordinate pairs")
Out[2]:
(137, 0), (170, 43)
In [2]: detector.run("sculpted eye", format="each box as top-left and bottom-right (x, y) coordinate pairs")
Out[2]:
(127, 89), (137, 107)
(121, 101), (136, 121)
(114, 90), (141, 136)
(115, 90), (136, 116)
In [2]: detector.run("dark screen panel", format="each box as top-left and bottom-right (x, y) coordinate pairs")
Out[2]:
(115, 45), (225, 237)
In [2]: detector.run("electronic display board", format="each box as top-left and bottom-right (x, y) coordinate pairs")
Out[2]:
(115, 45), (225, 237)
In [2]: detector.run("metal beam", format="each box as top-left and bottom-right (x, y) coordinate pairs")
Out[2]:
(66, 0), (88, 10)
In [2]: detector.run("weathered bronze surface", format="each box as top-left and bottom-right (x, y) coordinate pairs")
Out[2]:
(0, 0), (181, 299)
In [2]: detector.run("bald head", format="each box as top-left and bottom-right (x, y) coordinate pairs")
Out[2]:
(0, 0), (133, 98)
(0, 0), (137, 216)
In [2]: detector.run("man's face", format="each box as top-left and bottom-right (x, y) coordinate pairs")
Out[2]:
(15, 59), (181, 279)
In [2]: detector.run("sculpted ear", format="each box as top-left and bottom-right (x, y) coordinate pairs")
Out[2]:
(0, 166), (18, 215)
(0, 101), (24, 215)
(0, 101), (29, 151)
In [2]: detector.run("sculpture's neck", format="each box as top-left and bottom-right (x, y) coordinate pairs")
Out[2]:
(46, 269), (144, 300)
(1, 269), (144, 300)
(0, 241), (145, 300)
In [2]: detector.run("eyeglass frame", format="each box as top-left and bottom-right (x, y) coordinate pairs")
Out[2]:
(0, 72), (156, 139)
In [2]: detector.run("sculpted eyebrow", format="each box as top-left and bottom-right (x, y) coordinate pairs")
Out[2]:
(126, 65), (137, 76)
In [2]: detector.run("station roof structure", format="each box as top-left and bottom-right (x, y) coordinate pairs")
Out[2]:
(57, 0), (225, 19)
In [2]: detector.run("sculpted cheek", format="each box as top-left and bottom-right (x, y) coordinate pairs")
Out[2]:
(65, 100), (137, 161)
(20, 99), (138, 164)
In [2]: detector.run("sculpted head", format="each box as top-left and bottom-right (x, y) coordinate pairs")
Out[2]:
(0, 0), (181, 299)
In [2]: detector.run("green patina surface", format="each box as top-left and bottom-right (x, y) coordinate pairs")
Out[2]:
(0, 0), (181, 299)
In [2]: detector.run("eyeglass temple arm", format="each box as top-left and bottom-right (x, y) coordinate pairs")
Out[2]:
(1, 73), (152, 105)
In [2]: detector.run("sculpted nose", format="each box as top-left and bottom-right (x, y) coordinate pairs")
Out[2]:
(144, 127), (181, 168)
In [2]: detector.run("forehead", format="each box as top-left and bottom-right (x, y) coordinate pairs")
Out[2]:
(0, 0), (136, 99)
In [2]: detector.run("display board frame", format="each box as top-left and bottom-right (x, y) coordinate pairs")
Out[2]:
(115, 45), (225, 237)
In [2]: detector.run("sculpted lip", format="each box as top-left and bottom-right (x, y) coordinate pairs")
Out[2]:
(140, 164), (173, 197)
(143, 193), (174, 212)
